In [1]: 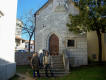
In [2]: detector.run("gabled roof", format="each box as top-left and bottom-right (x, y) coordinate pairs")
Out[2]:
(34, 0), (53, 15)
(15, 36), (25, 40)
(34, 0), (79, 16)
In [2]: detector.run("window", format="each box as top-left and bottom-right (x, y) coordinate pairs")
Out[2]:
(67, 40), (75, 47)
(25, 45), (27, 48)
(22, 40), (25, 43)
(30, 46), (32, 49)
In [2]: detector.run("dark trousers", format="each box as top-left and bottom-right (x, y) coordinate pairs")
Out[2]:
(39, 63), (43, 69)
(45, 64), (54, 77)
(33, 70), (40, 78)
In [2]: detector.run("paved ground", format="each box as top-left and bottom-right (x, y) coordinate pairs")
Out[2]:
(16, 73), (35, 80)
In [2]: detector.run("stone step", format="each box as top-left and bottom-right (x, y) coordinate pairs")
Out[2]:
(53, 66), (64, 69)
(51, 57), (63, 60)
(51, 56), (63, 58)
(52, 62), (63, 64)
(51, 59), (63, 62)
(52, 64), (63, 66)
(17, 72), (70, 77)
(51, 55), (63, 57)
(51, 57), (63, 59)
(37, 55), (68, 77)
(38, 72), (70, 77)
(51, 55), (64, 71)
(53, 64), (64, 67)
(39, 69), (65, 72)
(52, 61), (63, 64)
(53, 69), (65, 72)
(51, 58), (63, 60)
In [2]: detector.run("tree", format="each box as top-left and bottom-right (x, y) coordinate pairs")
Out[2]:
(67, 0), (106, 63)
(21, 10), (35, 53)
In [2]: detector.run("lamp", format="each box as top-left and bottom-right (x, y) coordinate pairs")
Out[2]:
(0, 10), (4, 18)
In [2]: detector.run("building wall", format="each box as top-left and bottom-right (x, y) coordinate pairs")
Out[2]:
(102, 33), (106, 61)
(0, 0), (17, 79)
(104, 33), (106, 61)
(15, 19), (24, 50)
(35, 0), (79, 51)
(16, 19), (23, 37)
(25, 42), (34, 52)
(87, 31), (99, 61)
(87, 32), (106, 61)
(15, 39), (26, 50)
(35, 0), (87, 66)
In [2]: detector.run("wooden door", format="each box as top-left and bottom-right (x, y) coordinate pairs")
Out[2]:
(49, 34), (59, 55)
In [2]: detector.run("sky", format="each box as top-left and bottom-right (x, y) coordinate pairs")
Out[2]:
(17, 0), (48, 40)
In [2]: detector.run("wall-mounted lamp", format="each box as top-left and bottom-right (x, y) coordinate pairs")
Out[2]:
(0, 10), (4, 18)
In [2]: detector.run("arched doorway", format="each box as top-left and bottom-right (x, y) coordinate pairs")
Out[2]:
(49, 34), (59, 55)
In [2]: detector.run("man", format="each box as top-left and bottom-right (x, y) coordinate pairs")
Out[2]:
(31, 52), (40, 79)
(38, 49), (45, 68)
(43, 51), (54, 77)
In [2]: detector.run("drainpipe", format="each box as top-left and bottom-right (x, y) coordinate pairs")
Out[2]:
(34, 13), (36, 52)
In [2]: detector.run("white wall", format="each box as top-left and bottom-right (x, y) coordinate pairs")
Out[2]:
(0, 0), (17, 63)
(16, 43), (26, 50)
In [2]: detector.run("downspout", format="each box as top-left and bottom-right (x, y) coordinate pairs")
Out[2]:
(34, 13), (36, 52)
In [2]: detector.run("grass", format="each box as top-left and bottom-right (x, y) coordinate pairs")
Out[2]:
(68, 65), (106, 80)
(10, 64), (106, 80)
(9, 75), (20, 80)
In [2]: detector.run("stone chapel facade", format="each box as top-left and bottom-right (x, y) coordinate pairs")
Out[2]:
(35, 0), (88, 66)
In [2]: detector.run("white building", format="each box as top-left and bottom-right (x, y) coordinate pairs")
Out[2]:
(35, 0), (88, 67)
(25, 40), (34, 52)
(15, 19), (26, 50)
(0, 0), (17, 80)
(16, 19), (23, 37)
(15, 36), (26, 50)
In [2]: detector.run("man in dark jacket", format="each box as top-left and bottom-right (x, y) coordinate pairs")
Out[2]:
(31, 52), (40, 78)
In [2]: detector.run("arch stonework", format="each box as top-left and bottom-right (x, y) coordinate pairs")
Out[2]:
(45, 32), (61, 55)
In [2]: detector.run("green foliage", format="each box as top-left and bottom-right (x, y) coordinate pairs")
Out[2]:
(67, 0), (106, 33)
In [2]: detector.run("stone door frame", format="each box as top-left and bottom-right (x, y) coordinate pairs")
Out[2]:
(46, 32), (61, 55)
(49, 34), (59, 55)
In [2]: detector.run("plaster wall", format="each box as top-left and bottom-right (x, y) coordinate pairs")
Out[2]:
(0, 0), (17, 79)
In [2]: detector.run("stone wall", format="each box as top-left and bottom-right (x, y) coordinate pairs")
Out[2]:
(35, 0), (88, 67)
(15, 52), (33, 65)
(63, 37), (88, 67)
(35, 0), (79, 52)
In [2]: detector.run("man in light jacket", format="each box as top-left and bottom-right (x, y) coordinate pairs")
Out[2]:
(43, 51), (54, 77)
